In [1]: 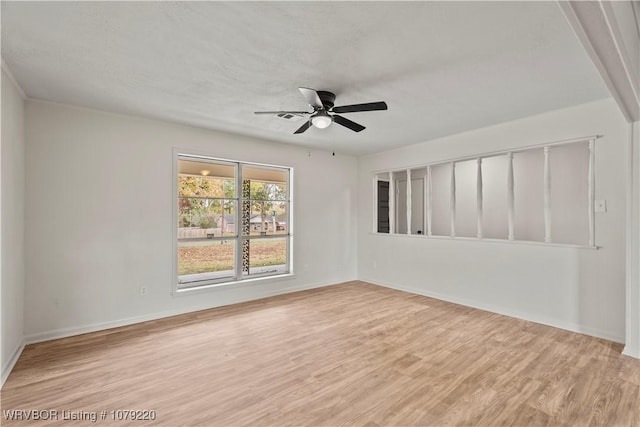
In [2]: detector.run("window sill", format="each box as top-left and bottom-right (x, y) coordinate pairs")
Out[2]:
(173, 273), (296, 296)
(370, 232), (599, 250)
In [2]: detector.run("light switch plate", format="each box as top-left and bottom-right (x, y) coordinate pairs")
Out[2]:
(595, 200), (607, 213)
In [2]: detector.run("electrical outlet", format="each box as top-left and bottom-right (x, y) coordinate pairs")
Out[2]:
(595, 200), (607, 213)
(373, 260), (377, 269)
(140, 286), (147, 296)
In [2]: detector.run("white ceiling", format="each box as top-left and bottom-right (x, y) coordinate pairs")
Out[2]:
(1, 1), (609, 155)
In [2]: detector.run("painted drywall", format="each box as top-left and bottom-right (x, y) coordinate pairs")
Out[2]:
(1, 68), (26, 383)
(358, 98), (628, 342)
(23, 100), (358, 340)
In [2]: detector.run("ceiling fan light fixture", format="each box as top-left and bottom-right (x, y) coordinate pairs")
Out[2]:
(311, 111), (332, 129)
(255, 87), (385, 134)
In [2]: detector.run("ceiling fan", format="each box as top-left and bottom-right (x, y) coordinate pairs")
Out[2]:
(254, 87), (388, 134)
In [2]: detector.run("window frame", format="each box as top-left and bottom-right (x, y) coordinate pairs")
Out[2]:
(372, 135), (600, 249)
(173, 150), (293, 293)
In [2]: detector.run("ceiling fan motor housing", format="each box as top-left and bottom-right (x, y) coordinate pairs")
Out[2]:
(316, 91), (336, 110)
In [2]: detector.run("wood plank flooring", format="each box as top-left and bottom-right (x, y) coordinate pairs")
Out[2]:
(2, 281), (638, 426)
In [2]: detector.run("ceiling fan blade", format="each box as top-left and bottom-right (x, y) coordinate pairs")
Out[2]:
(331, 101), (388, 114)
(293, 120), (312, 134)
(333, 114), (365, 132)
(298, 87), (323, 110)
(254, 111), (310, 115)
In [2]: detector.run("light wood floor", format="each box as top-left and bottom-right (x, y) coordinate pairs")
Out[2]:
(2, 281), (639, 426)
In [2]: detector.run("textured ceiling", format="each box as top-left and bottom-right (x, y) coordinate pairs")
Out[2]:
(1, 1), (609, 155)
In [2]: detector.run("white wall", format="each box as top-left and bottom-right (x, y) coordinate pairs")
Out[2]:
(23, 100), (358, 340)
(1, 68), (26, 383)
(358, 98), (628, 342)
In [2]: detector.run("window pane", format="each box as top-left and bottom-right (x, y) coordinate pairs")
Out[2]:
(242, 202), (288, 236)
(242, 238), (287, 277)
(249, 181), (287, 201)
(454, 159), (477, 238)
(376, 175), (390, 233)
(178, 199), (236, 238)
(550, 142), (589, 245)
(430, 163), (451, 236)
(396, 168), (427, 235)
(482, 155), (509, 239)
(393, 170), (408, 234)
(178, 159), (236, 198)
(242, 166), (288, 201)
(514, 148), (545, 242)
(178, 240), (236, 287)
(410, 169), (426, 235)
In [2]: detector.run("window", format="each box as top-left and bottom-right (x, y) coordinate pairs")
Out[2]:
(374, 137), (597, 247)
(176, 154), (291, 290)
(376, 177), (390, 233)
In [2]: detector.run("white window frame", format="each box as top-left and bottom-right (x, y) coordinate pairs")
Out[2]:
(372, 135), (600, 249)
(173, 150), (293, 293)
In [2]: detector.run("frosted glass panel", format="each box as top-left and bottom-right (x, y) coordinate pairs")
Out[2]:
(514, 149), (545, 242)
(373, 139), (594, 246)
(430, 163), (451, 236)
(550, 142), (589, 245)
(454, 160), (477, 238)
(482, 155), (509, 239)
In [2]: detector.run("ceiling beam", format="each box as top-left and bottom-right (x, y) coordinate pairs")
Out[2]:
(559, 1), (640, 122)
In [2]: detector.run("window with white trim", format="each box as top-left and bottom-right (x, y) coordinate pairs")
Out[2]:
(374, 137), (597, 247)
(176, 154), (291, 290)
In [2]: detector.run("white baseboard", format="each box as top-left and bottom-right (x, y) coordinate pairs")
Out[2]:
(622, 343), (640, 358)
(361, 277), (625, 345)
(24, 280), (341, 345)
(1, 340), (25, 388)
(14, 276), (629, 383)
